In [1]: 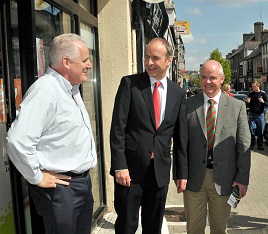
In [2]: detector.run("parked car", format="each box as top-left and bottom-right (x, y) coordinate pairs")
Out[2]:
(230, 90), (237, 95)
(233, 93), (250, 113)
(237, 90), (250, 96)
(233, 93), (247, 101)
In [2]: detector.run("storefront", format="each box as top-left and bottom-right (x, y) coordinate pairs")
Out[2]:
(0, 0), (105, 233)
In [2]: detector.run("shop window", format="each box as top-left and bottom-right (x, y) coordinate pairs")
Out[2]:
(80, 22), (103, 215)
(35, 2), (72, 77)
(79, 0), (95, 15)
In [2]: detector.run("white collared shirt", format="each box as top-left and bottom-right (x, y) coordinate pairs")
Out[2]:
(6, 67), (97, 185)
(203, 91), (221, 119)
(150, 76), (167, 126)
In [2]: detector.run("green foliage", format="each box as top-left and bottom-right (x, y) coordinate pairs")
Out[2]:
(193, 75), (201, 87)
(208, 49), (231, 85)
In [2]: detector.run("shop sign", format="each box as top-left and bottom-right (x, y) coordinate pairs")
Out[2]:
(174, 21), (190, 35)
(257, 67), (263, 73)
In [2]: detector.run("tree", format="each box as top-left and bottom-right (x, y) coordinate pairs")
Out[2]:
(193, 75), (201, 87)
(208, 49), (231, 85)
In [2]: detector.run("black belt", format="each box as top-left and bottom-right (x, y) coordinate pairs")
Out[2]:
(61, 169), (89, 178)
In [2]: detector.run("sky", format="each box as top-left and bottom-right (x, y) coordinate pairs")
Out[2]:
(174, 0), (268, 71)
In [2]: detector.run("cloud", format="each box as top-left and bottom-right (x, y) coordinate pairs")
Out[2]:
(198, 38), (208, 45)
(187, 7), (203, 16)
(181, 33), (195, 44)
(193, 0), (267, 8)
(181, 34), (208, 46)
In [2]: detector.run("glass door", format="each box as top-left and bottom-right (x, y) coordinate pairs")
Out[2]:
(0, 2), (15, 233)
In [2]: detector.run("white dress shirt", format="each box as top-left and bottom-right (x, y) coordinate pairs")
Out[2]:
(150, 76), (167, 125)
(6, 67), (97, 185)
(203, 91), (221, 119)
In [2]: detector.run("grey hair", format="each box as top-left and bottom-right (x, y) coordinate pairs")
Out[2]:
(49, 33), (86, 67)
(147, 37), (173, 58)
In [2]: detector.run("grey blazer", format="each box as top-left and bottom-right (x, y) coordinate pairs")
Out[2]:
(186, 92), (251, 196)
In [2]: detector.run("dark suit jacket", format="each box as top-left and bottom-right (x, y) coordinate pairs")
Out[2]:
(110, 72), (188, 188)
(186, 92), (251, 195)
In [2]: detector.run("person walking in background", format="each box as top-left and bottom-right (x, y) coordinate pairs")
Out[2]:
(246, 80), (268, 150)
(184, 60), (251, 234)
(7, 33), (97, 234)
(222, 83), (234, 97)
(110, 37), (188, 234)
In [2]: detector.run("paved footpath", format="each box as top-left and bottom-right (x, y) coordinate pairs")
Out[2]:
(92, 147), (268, 234)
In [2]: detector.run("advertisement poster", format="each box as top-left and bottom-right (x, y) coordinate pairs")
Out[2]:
(14, 79), (22, 112)
(36, 38), (45, 78)
(0, 79), (6, 123)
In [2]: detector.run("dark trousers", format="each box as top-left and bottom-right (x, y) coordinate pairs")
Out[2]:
(29, 174), (94, 234)
(114, 160), (168, 234)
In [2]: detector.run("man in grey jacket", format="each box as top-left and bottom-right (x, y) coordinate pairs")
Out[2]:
(184, 60), (251, 234)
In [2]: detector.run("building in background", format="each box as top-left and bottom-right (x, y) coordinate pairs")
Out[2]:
(226, 22), (268, 92)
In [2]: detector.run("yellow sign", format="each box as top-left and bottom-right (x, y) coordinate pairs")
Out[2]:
(174, 21), (190, 35)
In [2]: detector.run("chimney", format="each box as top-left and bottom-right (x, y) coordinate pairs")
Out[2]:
(254, 22), (264, 41)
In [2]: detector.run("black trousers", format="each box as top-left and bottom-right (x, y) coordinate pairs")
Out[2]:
(114, 160), (168, 234)
(29, 174), (94, 234)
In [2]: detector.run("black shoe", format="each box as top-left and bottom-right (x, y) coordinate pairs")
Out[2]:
(250, 144), (255, 149)
(258, 145), (264, 150)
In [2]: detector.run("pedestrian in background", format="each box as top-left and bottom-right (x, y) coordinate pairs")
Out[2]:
(246, 80), (268, 150)
(7, 33), (97, 234)
(222, 83), (234, 97)
(184, 60), (251, 234)
(110, 37), (188, 234)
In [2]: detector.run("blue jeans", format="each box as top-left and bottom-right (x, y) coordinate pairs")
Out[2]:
(248, 112), (264, 146)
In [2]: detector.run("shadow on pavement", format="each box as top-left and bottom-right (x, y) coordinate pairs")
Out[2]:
(228, 215), (268, 232)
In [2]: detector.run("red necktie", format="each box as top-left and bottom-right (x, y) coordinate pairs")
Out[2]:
(151, 81), (161, 159)
(153, 81), (161, 129)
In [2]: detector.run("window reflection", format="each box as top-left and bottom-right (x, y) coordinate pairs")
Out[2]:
(35, 2), (71, 77)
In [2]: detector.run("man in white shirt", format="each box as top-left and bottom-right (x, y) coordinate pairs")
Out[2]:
(7, 33), (97, 234)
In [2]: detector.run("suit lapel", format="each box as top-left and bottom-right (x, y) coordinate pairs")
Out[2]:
(140, 74), (156, 128)
(195, 93), (207, 138)
(214, 94), (229, 146)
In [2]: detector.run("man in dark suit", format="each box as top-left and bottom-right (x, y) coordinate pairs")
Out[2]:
(184, 60), (251, 234)
(110, 38), (188, 234)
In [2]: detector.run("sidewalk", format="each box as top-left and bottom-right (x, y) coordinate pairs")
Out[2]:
(92, 147), (268, 234)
